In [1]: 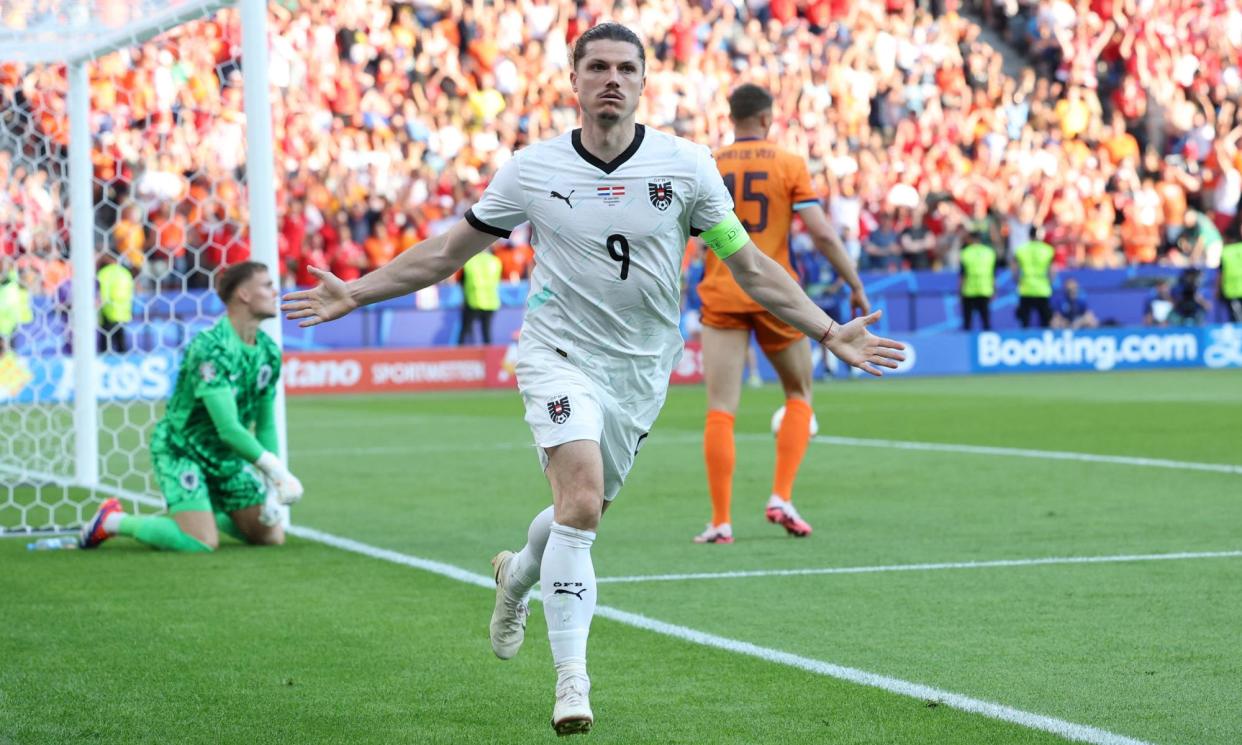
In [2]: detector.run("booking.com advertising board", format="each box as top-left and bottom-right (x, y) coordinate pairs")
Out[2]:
(763, 324), (1242, 380)
(2, 326), (1239, 403)
(883, 324), (1242, 377)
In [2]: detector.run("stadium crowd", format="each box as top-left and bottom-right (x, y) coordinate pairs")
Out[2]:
(1, 0), (1240, 303)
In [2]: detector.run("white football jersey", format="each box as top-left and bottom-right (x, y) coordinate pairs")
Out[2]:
(467, 124), (735, 398)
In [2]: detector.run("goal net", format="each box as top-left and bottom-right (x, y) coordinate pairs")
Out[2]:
(0, 0), (281, 533)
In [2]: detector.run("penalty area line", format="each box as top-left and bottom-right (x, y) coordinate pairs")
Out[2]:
(286, 524), (1156, 745)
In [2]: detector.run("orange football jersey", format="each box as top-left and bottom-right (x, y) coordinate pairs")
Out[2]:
(697, 138), (819, 313)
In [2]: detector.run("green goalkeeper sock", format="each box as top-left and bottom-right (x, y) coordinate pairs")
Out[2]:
(117, 515), (213, 552)
(214, 511), (245, 542)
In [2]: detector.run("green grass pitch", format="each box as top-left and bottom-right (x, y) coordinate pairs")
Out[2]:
(2, 369), (1240, 744)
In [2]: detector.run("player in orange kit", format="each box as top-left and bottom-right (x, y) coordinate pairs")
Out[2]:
(694, 84), (870, 544)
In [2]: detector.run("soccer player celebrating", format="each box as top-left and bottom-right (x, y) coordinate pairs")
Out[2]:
(282, 24), (903, 736)
(80, 261), (302, 552)
(693, 84), (871, 545)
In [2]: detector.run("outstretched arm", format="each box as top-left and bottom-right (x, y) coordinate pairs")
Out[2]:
(1217, 125), (1242, 167)
(282, 218), (500, 327)
(723, 241), (903, 376)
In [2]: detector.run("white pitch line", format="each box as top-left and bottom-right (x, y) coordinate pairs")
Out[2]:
(4, 448), (1219, 743)
(0, 473), (1162, 743)
(596, 550), (1242, 585)
(294, 441), (536, 456)
(286, 524), (1155, 745)
(603, 605), (1153, 745)
(795, 434), (1242, 475)
(288, 433), (1241, 476)
(290, 525), (494, 590)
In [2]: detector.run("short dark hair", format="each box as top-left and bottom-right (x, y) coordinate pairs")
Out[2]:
(572, 23), (646, 71)
(216, 261), (269, 304)
(728, 84), (774, 122)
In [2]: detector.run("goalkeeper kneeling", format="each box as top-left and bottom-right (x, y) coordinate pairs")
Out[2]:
(81, 261), (302, 552)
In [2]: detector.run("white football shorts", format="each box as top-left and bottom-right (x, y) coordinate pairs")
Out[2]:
(515, 338), (665, 501)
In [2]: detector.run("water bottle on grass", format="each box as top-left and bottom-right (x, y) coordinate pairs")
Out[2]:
(27, 537), (79, 551)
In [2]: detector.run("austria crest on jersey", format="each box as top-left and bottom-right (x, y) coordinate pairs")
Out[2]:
(547, 395), (572, 424)
(648, 178), (673, 211)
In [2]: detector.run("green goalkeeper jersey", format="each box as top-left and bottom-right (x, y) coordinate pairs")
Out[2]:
(153, 316), (281, 465)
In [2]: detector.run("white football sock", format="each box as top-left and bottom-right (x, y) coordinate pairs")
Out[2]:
(541, 521), (597, 679)
(102, 512), (124, 535)
(504, 505), (554, 604)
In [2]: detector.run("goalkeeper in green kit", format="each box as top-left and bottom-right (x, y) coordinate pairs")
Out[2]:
(80, 261), (303, 552)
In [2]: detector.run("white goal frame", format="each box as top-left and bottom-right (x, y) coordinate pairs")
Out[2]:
(2, 0), (286, 531)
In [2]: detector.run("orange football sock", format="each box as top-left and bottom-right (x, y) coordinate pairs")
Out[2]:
(704, 410), (736, 526)
(772, 398), (813, 502)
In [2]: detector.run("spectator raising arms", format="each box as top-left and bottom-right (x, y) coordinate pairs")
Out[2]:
(1, 0), (1239, 299)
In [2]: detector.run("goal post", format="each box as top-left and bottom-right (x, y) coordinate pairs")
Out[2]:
(0, 0), (283, 533)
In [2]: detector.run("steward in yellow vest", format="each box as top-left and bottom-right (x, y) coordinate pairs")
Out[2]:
(458, 249), (502, 345)
(1219, 235), (1242, 323)
(1013, 237), (1055, 328)
(97, 256), (136, 353)
(0, 266), (33, 354)
(959, 239), (997, 331)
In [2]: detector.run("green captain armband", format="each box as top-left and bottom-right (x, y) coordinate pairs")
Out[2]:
(701, 214), (749, 260)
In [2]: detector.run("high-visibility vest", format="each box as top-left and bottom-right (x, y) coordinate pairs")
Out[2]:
(97, 263), (135, 323)
(0, 271), (32, 337)
(1014, 240), (1054, 298)
(1221, 242), (1242, 300)
(960, 243), (996, 298)
(462, 252), (502, 311)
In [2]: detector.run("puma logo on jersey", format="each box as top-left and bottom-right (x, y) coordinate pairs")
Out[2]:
(553, 587), (587, 599)
(550, 190), (575, 208)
